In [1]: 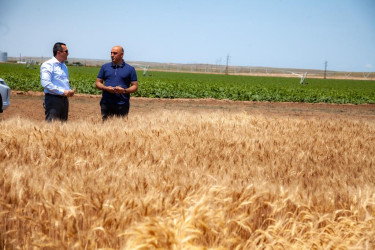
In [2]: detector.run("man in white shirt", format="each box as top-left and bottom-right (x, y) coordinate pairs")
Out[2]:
(40, 42), (74, 122)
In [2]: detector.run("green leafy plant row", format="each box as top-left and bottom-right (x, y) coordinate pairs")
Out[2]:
(1, 63), (374, 104)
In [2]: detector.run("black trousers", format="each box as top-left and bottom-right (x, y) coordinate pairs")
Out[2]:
(44, 94), (69, 122)
(100, 102), (129, 121)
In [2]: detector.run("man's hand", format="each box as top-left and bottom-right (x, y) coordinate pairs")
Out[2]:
(63, 89), (75, 97)
(95, 79), (126, 94)
(114, 86), (125, 94)
(104, 86), (116, 93)
(106, 86), (126, 94)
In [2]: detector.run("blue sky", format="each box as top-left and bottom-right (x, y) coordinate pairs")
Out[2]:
(1, 0), (374, 72)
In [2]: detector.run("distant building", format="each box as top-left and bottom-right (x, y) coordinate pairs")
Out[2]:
(0, 51), (8, 62)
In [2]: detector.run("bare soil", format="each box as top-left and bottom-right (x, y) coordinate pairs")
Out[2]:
(1, 91), (375, 122)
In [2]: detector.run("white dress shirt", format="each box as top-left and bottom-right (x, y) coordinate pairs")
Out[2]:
(40, 57), (71, 95)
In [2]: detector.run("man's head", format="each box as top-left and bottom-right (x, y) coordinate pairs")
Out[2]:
(53, 42), (69, 63)
(111, 46), (124, 65)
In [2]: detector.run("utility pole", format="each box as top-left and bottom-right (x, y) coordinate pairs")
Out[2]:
(225, 54), (230, 75)
(324, 60), (328, 79)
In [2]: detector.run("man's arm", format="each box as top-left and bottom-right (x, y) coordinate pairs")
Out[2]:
(96, 78), (138, 94)
(113, 81), (138, 94)
(41, 63), (63, 95)
(41, 63), (74, 97)
(95, 78), (117, 93)
(123, 81), (138, 94)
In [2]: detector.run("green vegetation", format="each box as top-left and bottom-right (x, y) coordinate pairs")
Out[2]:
(0, 63), (101, 95)
(1, 63), (374, 104)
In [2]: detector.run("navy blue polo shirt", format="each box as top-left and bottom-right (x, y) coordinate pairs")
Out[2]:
(97, 61), (138, 106)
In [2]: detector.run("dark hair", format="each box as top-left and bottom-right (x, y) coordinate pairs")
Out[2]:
(53, 42), (66, 56)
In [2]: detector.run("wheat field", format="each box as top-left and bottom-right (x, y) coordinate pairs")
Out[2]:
(1, 110), (374, 249)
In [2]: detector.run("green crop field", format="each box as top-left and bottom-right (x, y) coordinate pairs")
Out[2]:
(1, 63), (374, 104)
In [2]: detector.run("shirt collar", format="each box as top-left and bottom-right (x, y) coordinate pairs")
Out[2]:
(52, 56), (64, 65)
(112, 60), (125, 68)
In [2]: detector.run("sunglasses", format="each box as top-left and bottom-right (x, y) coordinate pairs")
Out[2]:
(60, 50), (69, 53)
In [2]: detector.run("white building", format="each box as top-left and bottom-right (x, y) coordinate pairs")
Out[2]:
(0, 51), (8, 62)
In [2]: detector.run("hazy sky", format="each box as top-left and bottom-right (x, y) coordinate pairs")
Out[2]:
(1, 0), (374, 72)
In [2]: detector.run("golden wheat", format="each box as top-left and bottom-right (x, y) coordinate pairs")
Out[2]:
(1, 111), (374, 249)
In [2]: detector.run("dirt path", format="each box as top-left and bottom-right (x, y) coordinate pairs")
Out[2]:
(1, 91), (375, 122)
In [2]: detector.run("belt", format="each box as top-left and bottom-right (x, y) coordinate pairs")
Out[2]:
(45, 93), (67, 99)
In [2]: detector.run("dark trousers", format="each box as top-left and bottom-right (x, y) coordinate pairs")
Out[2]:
(44, 94), (69, 122)
(100, 102), (129, 121)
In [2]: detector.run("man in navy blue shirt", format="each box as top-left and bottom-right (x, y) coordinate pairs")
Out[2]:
(95, 46), (138, 121)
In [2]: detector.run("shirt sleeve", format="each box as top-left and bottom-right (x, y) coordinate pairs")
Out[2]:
(97, 65), (105, 80)
(40, 63), (65, 95)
